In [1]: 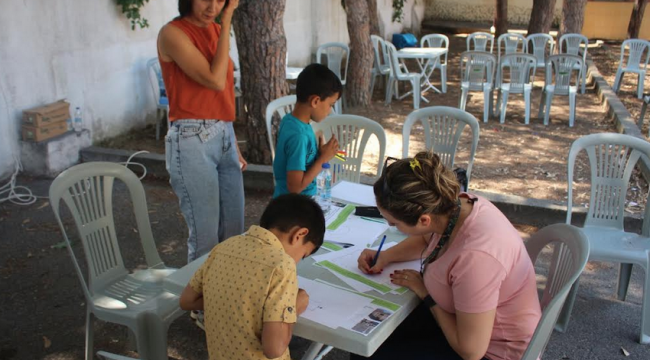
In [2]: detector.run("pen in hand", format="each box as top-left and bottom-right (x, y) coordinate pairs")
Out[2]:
(371, 235), (387, 267)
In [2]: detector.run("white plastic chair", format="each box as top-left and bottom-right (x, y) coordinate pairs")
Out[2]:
(526, 33), (555, 85)
(285, 52), (303, 82)
(640, 95), (650, 136)
(421, 34), (450, 93)
(385, 42), (422, 109)
(311, 115), (386, 183)
(265, 95), (297, 162)
(371, 35), (392, 99)
(562, 133), (650, 344)
(49, 162), (185, 360)
(496, 33), (527, 89)
(459, 51), (497, 123)
(538, 54), (584, 127)
(558, 34), (589, 94)
(495, 53), (537, 124)
(613, 39), (650, 99)
(146, 58), (169, 141)
(317, 42), (349, 114)
(402, 106), (480, 184)
(467, 32), (495, 53)
(520, 224), (590, 360)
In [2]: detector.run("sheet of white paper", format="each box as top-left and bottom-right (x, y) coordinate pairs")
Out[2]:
(298, 276), (373, 329)
(330, 268), (376, 293)
(325, 216), (388, 248)
(314, 244), (419, 294)
(331, 181), (376, 206)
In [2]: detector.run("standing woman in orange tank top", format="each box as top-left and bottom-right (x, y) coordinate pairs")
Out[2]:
(157, 0), (246, 266)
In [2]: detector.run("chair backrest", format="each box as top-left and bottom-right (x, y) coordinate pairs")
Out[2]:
(521, 223), (590, 360)
(316, 42), (350, 84)
(559, 34), (589, 61)
(146, 58), (165, 105)
(386, 42), (410, 80)
(545, 54), (583, 95)
(460, 51), (497, 91)
(497, 33), (527, 60)
(402, 106), (480, 183)
(265, 95), (297, 162)
(620, 39), (650, 71)
(567, 133), (650, 234)
(499, 53), (537, 92)
(421, 34), (450, 65)
(311, 115), (386, 183)
(371, 35), (390, 72)
(526, 33), (555, 66)
(49, 162), (165, 301)
(467, 32), (495, 53)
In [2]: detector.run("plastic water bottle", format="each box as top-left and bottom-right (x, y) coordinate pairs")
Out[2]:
(66, 116), (72, 131)
(317, 163), (332, 213)
(73, 107), (83, 133)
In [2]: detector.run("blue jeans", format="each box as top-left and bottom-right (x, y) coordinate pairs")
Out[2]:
(165, 120), (245, 263)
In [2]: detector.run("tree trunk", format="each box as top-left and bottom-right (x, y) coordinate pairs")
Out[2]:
(367, 0), (380, 36)
(528, 0), (557, 34)
(628, 0), (648, 38)
(233, 0), (288, 165)
(344, 0), (374, 107)
(495, 0), (508, 37)
(560, 0), (588, 36)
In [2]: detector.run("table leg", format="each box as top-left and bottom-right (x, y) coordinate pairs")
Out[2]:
(301, 342), (327, 360)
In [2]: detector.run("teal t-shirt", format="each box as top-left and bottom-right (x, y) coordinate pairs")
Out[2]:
(273, 113), (318, 197)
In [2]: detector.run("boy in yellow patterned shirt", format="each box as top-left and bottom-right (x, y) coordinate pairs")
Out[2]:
(179, 194), (325, 360)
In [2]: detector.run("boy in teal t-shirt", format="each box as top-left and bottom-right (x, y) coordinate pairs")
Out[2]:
(273, 64), (342, 197)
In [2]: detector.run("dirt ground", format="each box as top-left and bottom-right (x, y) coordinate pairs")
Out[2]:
(101, 34), (649, 211)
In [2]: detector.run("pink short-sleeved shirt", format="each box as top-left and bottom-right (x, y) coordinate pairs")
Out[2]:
(423, 194), (541, 360)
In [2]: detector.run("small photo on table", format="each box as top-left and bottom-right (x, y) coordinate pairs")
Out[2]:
(368, 308), (392, 322)
(352, 318), (380, 335)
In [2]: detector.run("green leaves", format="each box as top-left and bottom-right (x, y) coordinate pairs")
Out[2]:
(116, 0), (150, 30)
(392, 0), (405, 23)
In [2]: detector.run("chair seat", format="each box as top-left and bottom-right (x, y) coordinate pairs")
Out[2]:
(581, 226), (650, 266)
(92, 268), (180, 320)
(461, 81), (492, 92)
(501, 83), (531, 94)
(397, 73), (421, 81)
(544, 84), (577, 96)
(620, 66), (645, 73)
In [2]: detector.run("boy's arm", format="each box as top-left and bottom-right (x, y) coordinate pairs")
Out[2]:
(179, 283), (204, 311)
(261, 266), (301, 358)
(286, 134), (338, 193)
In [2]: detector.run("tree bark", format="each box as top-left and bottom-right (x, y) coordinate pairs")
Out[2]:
(344, 0), (374, 107)
(560, 0), (588, 36)
(233, 0), (288, 165)
(628, 0), (648, 39)
(367, 0), (380, 36)
(495, 0), (508, 37)
(528, 0), (557, 34)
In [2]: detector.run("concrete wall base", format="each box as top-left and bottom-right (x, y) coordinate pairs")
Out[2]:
(21, 130), (92, 177)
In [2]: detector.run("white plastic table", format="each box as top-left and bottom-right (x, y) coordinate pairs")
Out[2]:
(163, 199), (420, 359)
(396, 47), (448, 96)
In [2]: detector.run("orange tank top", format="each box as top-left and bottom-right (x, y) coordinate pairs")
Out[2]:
(160, 19), (235, 122)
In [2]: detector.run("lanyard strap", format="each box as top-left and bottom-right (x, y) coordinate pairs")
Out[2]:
(420, 198), (462, 275)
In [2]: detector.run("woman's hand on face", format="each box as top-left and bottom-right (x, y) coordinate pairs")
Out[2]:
(222, 0), (239, 19)
(357, 249), (388, 274)
(390, 269), (428, 299)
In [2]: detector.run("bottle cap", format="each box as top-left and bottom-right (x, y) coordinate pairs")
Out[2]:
(322, 162), (330, 169)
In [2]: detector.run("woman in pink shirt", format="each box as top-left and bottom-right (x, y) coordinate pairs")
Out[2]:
(355, 152), (541, 360)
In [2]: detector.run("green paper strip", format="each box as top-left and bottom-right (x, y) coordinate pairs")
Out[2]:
(327, 205), (356, 230)
(314, 279), (402, 312)
(318, 260), (392, 293)
(322, 242), (343, 251)
(394, 287), (408, 294)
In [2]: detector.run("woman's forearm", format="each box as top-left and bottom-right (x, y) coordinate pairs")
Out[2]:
(210, 15), (233, 90)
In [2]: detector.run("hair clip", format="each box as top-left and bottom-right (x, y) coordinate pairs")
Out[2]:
(409, 158), (421, 172)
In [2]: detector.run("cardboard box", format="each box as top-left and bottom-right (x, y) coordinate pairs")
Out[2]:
(22, 100), (70, 127)
(22, 122), (69, 142)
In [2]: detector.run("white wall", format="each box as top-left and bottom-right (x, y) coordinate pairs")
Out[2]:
(283, 0), (425, 66)
(0, 0), (177, 179)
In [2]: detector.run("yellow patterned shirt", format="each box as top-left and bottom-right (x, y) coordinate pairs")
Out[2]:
(189, 225), (298, 360)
